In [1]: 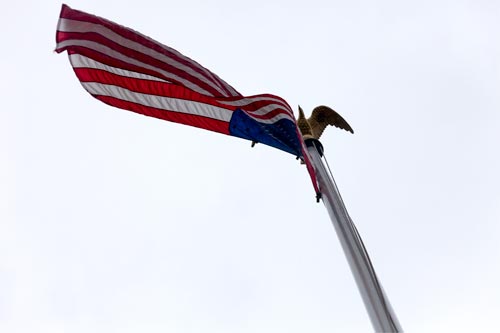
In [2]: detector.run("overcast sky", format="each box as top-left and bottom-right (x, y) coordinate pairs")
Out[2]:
(2, 0), (500, 332)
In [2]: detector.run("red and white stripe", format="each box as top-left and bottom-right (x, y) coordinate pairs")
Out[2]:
(55, 4), (295, 129)
(68, 53), (235, 134)
(57, 11), (239, 98)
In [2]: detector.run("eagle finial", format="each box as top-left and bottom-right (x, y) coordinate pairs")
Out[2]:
(297, 105), (354, 140)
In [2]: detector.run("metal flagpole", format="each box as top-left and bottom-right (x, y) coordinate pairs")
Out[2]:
(305, 139), (402, 333)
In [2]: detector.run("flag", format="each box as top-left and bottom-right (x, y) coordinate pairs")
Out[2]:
(55, 4), (319, 195)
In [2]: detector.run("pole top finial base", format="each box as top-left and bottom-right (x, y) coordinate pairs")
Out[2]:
(304, 138), (324, 157)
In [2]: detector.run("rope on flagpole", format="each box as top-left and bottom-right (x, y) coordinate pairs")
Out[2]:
(306, 138), (402, 332)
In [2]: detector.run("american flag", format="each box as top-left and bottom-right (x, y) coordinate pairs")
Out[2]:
(55, 4), (319, 194)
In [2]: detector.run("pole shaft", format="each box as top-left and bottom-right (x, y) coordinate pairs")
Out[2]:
(306, 139), (402, 332)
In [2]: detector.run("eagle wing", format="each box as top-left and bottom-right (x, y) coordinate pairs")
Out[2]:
(308, 105), (354, 139)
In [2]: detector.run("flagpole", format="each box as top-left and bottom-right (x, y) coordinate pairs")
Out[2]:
(305, 139), (402, 333)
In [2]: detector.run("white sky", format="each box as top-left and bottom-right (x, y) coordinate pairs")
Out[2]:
(2, 0), (500, 332)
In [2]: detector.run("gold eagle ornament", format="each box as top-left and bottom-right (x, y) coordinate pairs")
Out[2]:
(250, 105), (353, 148)
(297, 105), (354, 140)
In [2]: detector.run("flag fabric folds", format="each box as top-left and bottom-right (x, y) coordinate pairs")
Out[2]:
(55, 4), (319, 194)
